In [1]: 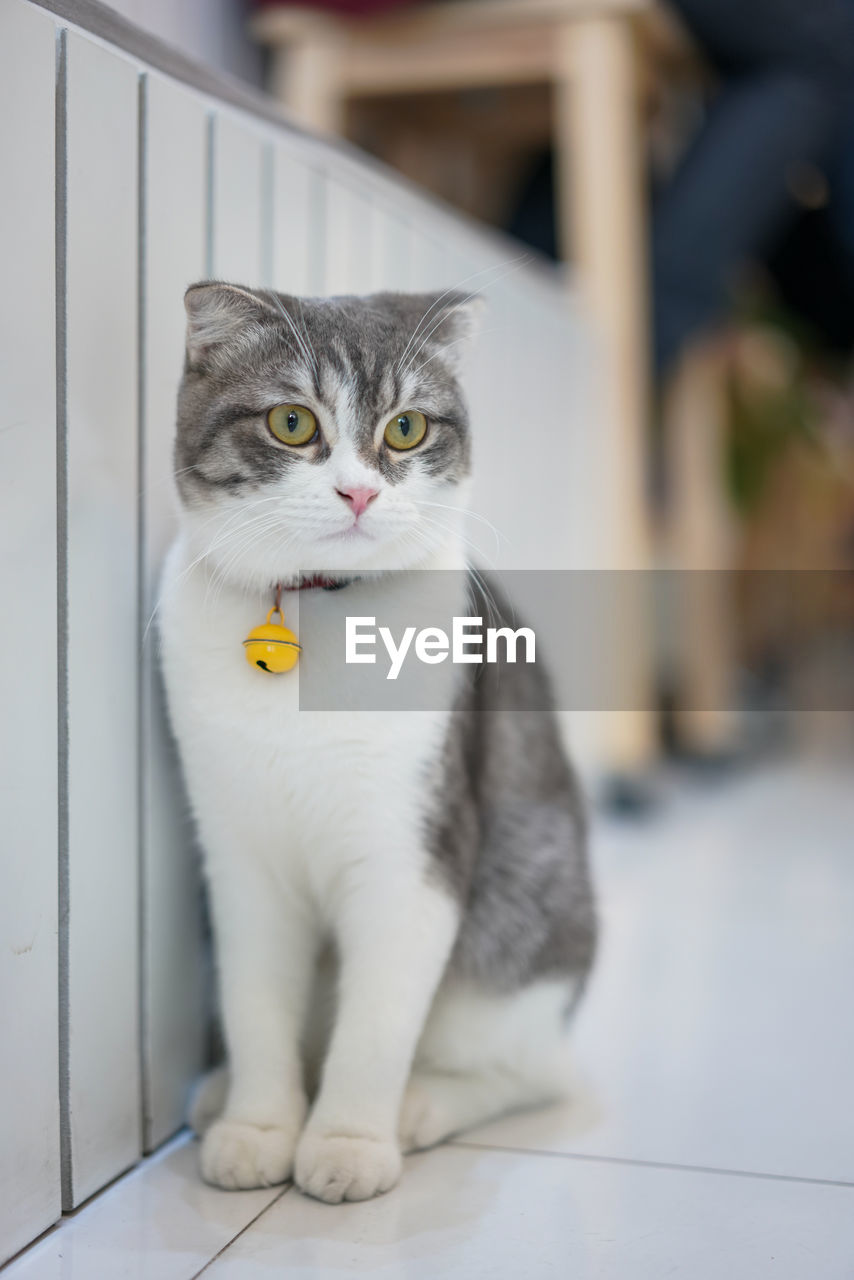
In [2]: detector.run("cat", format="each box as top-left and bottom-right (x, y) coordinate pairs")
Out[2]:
(158, 281), (597, 1203)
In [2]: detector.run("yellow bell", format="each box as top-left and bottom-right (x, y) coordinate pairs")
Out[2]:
(243, 606), (301, 673)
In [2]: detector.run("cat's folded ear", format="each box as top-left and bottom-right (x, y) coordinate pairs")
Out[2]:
(184, 282), (281, 363)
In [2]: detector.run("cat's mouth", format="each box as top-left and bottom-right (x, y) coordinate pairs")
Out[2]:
(320, 523), (376, 542)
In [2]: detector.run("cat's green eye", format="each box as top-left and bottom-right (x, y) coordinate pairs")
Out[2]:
(267, 403), (318, 446)
(384, 410), (427, 452)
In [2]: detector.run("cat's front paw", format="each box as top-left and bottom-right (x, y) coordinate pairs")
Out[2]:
(200, 1118), (299, 1190)
(294, 1130), (402, 1203)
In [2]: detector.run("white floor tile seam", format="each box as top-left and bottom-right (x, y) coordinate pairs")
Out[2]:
(192, 1131), (854, 1277)
(7, 764), (853, 1277)
(9, 1134), (854, 1280)
(9, 1125), (853, 1280)
(198, 1144), (854, 1280)
(448, 1138), (854, 1192)
(188, 1185), (292, 1280)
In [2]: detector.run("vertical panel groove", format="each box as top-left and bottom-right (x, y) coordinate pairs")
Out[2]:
(54, 22), (72, 1215)
(63, 29), (142, 1201)
(136, 68), (150, 1144)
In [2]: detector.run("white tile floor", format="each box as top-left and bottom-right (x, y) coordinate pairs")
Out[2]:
(6, 761), (854, 1279)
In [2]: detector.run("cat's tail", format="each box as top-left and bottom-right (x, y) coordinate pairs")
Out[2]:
(187, 1064), (229, 1136)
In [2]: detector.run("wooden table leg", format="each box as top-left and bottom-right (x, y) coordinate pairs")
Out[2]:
(555, 13), (657, 774)
(664, 343), (737, 754)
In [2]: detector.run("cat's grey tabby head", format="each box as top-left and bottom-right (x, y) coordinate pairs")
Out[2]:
(175, 283), (481, 589)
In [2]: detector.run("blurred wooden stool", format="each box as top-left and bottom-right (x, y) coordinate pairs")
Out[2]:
(251, 0), (686, 775)
(662, 341), (739, 757)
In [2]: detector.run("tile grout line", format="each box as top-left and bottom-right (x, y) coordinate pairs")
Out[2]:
(6, 1129), (850, 1276)
(448, 1138), (854, 1191)
(189, 1186), (293, 1279)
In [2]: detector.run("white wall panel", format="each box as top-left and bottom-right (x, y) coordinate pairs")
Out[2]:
(465, 275), (551, 570)
(408, 227), (450, 292)
(211, 113), (265, 285)
(370, 205), (412, 293)
(140, 72), (208, 1152)
(64, 30), (141, 1208)
(0, 2), (61, 1262)
(0, 5), (604, 1255)
(321, 175), (373, 294)
(271, 142), (322, 296)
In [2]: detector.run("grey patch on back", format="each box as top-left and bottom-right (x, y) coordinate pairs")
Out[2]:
(424, 573), (597, 994)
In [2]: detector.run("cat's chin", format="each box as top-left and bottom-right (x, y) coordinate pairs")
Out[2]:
(198, 538), (466, 597)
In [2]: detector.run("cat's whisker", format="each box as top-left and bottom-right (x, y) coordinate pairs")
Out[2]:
(189, 493), (287, 544)
(469, 563), (505, 633)
(415, 498), (503, 533)
(408, 327), (498, 379)
(394, 254), (529, 376)
(296, 297), (319, 381)
(204, 513), (297, 609)
(151, 522), (250, 633)
(416, 515), (496, 571)
(413, 499), (507, 558)
(400, 286), (484, 380)
(138, 463), (200, 498)
(413, 505), (500, 566)
(265, 289), (318, 380)
(215, 513), (300, 588)
(191, 503), (286, 574)
(399, 258), (528, 379)
(207, 531), (278, 610)
(142, 498), (291, 646)
(205, 526), (263, 610)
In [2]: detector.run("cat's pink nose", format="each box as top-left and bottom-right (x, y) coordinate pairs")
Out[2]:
(336, 485), (379, 518)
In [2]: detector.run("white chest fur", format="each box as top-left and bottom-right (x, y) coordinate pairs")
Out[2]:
(157, 537), (464, 911)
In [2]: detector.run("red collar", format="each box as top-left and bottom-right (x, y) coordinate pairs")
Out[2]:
(281, 575), (352, 592)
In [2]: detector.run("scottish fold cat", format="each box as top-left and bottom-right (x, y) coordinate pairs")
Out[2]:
(159, 282), (596, 1202)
